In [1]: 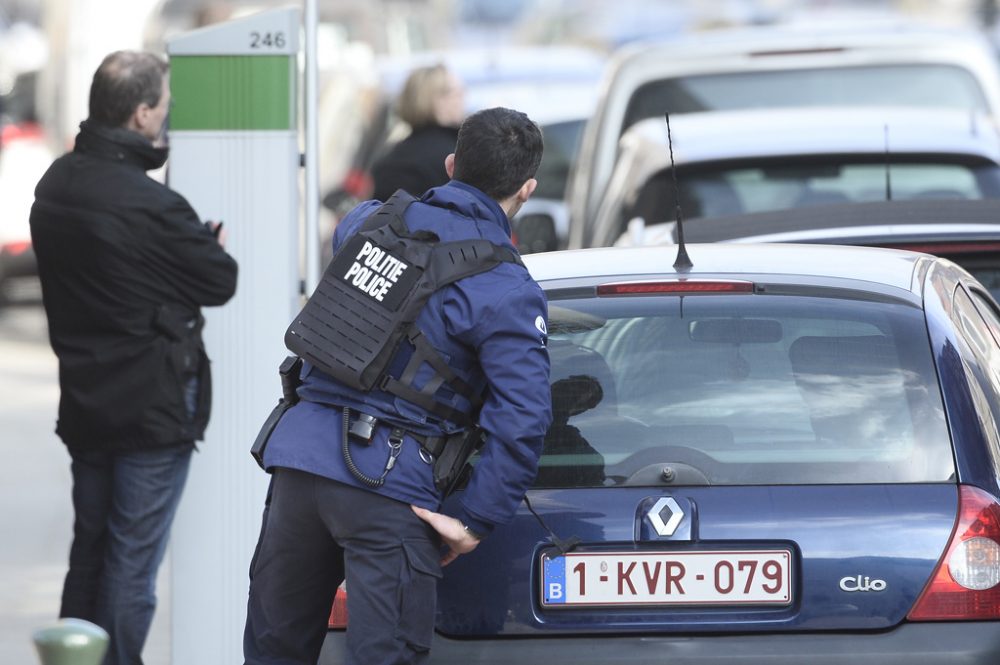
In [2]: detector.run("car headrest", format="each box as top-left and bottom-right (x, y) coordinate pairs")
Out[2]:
(548, 340), (617, 411)
(789, 335), (898, 377)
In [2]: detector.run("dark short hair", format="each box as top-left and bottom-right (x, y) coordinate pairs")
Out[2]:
(88, 51), (169, 128)
(453, 107), (543, 201)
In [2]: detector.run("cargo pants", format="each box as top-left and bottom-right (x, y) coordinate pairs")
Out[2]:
(243, 468), (443, 665)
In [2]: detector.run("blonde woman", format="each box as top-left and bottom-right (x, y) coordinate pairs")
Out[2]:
(371, 64), (466, 201)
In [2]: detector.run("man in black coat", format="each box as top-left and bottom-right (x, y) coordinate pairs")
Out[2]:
(30, 50), (237, 665)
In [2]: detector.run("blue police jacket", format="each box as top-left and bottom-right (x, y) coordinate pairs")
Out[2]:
(263, 180), (553, 537)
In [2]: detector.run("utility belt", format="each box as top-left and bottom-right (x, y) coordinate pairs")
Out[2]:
(340, 405), (485, 496)
(250, 355), (484, 496)
(251, 357), (583, 555)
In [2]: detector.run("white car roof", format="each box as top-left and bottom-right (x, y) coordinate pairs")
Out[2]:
(524, 243), (926, 295)
(622, 107), (1000, 166)
(610, 22), (1000, 74)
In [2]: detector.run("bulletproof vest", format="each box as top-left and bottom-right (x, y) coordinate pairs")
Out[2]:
(285, 190), (524, 426)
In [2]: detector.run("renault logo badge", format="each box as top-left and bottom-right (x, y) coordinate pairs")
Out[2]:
(648, 497), (684, 536)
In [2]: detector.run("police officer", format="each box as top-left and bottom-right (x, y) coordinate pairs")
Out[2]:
(243, 107), (552, 665)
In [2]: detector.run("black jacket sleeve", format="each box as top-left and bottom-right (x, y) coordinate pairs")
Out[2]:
(142, 188), (238, 308)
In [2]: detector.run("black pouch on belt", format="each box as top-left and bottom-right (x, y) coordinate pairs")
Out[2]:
(251, 356), (303, 470)
(432, 426), (486, 496)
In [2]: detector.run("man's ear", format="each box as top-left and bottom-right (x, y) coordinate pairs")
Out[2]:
(127, 103), (150, 133)
(445, 153), (456, 178)
(517, 178), (537, 202)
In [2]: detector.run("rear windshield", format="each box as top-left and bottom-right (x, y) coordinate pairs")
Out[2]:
(626, 158), (1000, 224)
(535, 291), (953, 488)
(623, 64), (990, 134)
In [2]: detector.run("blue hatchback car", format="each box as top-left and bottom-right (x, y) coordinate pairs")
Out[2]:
(323, 242), (1000, 664)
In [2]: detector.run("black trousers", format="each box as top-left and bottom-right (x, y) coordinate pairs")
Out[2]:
(244, 468), (443, 665)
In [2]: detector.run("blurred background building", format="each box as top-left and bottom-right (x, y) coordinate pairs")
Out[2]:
(1, 0), (997, 151)
(2, 0), (996, 286)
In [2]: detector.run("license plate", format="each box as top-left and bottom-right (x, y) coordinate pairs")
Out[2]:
(541, 549), (792, 608)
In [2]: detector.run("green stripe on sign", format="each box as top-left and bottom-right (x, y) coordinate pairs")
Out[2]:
(169, 55), (295, 130)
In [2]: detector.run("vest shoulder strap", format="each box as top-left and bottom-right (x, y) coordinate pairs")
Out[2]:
(359, 189), (418, 233)
(428, 238), (524, 289)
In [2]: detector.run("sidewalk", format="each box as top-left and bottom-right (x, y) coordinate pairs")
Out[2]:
(0, 304), (170, 665)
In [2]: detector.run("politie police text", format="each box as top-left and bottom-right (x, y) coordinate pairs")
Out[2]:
(343, 241), (409, 302)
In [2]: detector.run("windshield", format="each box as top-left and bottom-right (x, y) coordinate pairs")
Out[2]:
(622, 64), (990, 133)
(624, 157), (1000, 226)
(534, 292), (953, 488)
(534, 118), (586, 199)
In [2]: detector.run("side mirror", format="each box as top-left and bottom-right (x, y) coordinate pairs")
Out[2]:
(514, 212), (558, 254)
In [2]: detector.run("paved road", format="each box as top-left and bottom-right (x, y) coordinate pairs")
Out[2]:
(0, 302), (169, 664)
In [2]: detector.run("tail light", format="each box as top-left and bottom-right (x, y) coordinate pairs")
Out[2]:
(1, 121), (43, 143)
(908, 485), (1000, 620)
(2, 241), (31, 256)
(328, 582), (348, 629)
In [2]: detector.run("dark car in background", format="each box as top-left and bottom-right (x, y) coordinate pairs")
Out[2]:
(321, 242), (1000, 663)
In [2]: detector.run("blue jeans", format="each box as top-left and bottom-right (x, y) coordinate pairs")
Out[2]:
(60, 445), (193, 665)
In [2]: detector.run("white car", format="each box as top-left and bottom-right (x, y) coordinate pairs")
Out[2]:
(581, 106), (1000, 249)
(566, 22), (1000, 250)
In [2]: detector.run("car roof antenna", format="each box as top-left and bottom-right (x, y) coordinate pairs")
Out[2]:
(665, 112), (692, 270)
(884, 124), (892, 201)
